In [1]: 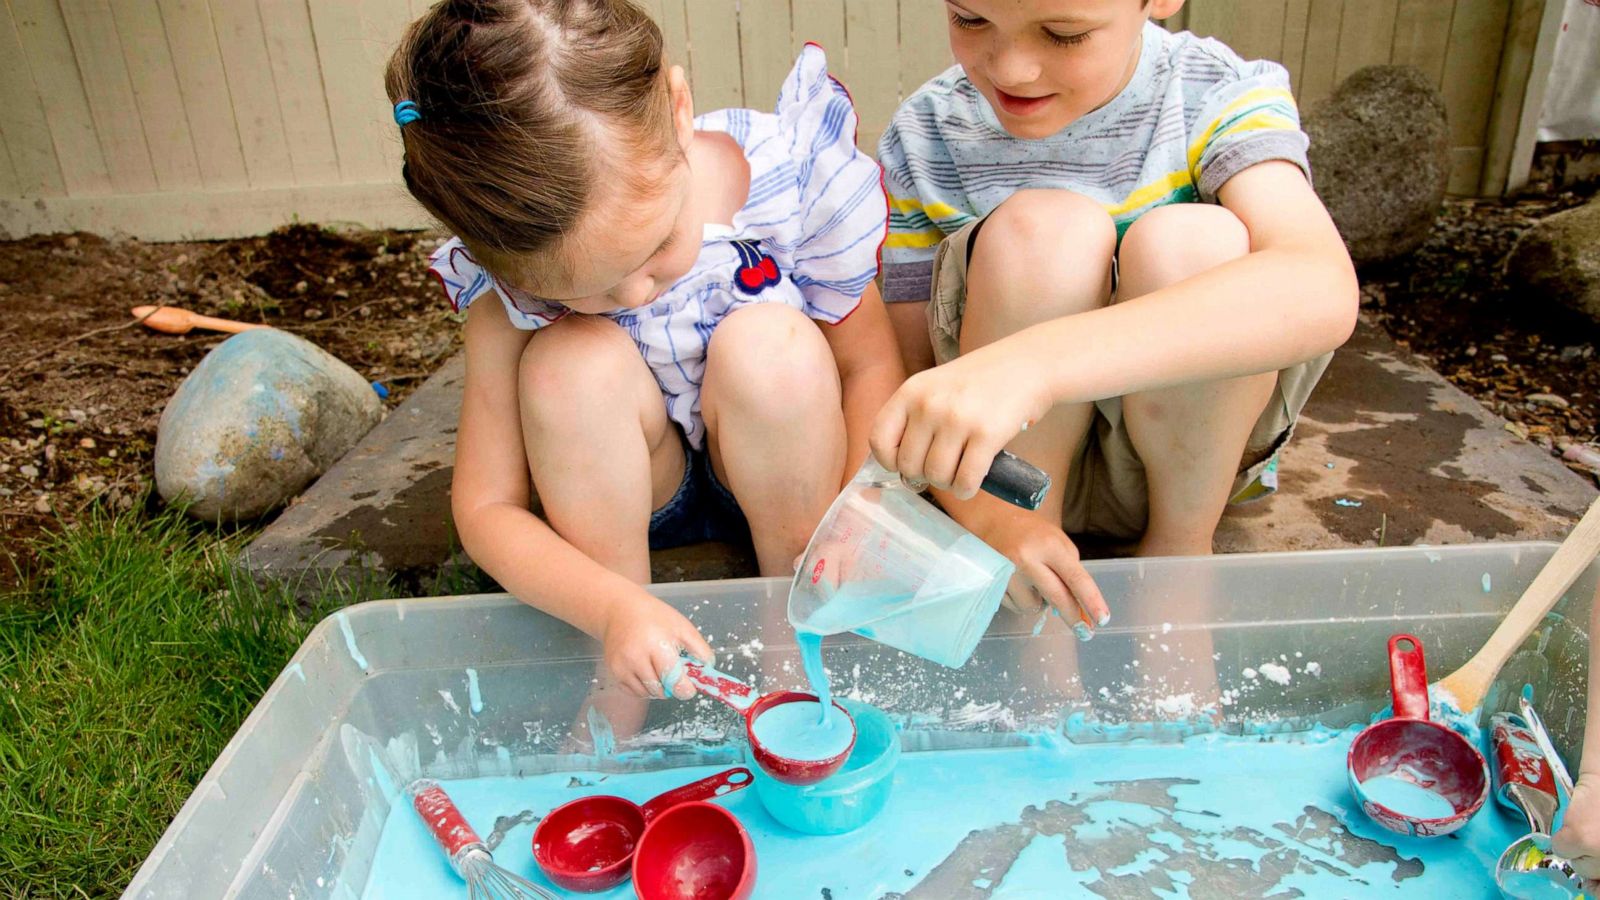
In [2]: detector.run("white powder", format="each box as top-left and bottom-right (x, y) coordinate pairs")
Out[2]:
(1259, 663), (1292, 686)
(1305, 662), (1322, 677)
(1242, 667), (1259, 680)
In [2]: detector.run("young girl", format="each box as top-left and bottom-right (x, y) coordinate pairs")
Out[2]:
(386, 0), (901, 700)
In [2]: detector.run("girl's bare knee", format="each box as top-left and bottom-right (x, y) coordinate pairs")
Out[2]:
(1119, 205), (1249, 293)
(519, 317), (647, 421)
(705, 304), (838, 419)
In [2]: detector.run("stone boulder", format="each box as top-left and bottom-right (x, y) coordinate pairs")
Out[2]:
(1305, 65), (1450, 266)
(155, 329), (383, 522)
(1507, 196), (1600, 323)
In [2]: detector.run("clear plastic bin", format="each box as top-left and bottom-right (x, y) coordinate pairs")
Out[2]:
(124, 542), (1596, 899)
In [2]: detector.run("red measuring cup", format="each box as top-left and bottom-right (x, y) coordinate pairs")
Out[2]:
(531, 767), (751, 893)
(633, 801), (756, 900)
(674, 662), (855, 786)
(1347, 634), (1489, 837)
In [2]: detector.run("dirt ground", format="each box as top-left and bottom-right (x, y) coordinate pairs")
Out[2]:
(0, 225), (460, 582)
(0, 186), (1596, 582)
(1361, 188), (1600, 465)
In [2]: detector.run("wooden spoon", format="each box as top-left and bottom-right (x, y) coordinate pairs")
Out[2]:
(131, 305), (266, 336)
(1434, 493), (1600, 719)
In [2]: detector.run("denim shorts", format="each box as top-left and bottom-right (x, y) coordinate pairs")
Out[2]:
(647, 435), (750, 550)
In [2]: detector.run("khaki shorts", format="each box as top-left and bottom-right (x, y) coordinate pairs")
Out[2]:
(926, 216), (1332, 540)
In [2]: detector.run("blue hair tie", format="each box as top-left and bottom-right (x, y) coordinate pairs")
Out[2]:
(394, 100), (421, 127)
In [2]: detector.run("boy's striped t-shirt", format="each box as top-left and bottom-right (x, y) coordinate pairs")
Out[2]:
(878, 22), (1311, 302)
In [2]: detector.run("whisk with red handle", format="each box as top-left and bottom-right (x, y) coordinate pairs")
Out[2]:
(408, 779), (554, 900)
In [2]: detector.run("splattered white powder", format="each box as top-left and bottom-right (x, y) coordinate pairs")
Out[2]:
(1153, 693), (1199, 717)
(1305, 662), (1322, 676)
(1242, 667), (1259, 680)
(1161, 622), (1173, 634)
(1259, 663), (1292, 685)
(437, 690), (460, 715)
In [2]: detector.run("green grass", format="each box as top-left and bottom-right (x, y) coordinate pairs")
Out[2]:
(0, 508), (355, 898)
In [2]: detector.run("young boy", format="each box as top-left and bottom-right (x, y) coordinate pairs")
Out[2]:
(871, 0), (1359, 636)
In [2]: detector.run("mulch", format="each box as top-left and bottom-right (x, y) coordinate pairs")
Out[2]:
(1360, 187), (1600, 477)
(1, 184), (1597, 585)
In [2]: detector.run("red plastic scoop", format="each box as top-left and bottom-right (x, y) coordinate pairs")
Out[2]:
(633, 801), (756, 900)
(530, 767), (751, 893)
(1347, 634), (1489, 837)
(671, 662), (856, 786)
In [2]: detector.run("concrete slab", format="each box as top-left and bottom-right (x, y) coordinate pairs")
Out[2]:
(1215, 323), (1595, 552)
(243, 319), (1595, 593)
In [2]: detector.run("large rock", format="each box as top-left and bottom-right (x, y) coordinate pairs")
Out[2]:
(1305, 65), (1449, 267)
(155, 329), (383, 522)
(1507, 196), (1600, 323)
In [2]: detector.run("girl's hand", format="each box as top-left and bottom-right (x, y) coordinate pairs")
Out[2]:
(1554, 773), (1600, 880)
(980, 509), (1109, 639)
(599, 596), (715, 700)
(869, 349), (1052, 500)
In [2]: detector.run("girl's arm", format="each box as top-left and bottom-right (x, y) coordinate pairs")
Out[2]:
(1552, 581), (1600, 879)
(873, 160), (1359, 497)
(821, 281), (907, 485)
(452, 299), (711, 697)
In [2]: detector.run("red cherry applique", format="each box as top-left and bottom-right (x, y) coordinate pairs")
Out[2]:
(738, 266), (766, 290)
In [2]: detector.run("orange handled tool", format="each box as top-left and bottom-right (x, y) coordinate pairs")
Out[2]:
(131, 305), (267, 336)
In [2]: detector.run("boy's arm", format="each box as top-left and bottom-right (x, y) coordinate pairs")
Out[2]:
(873, 160), (1358, 498)
(452, 300), (712, 696)
(822, 281), (907, 486)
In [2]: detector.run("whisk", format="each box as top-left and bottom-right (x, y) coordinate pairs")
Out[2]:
(408, 779), (555, 900)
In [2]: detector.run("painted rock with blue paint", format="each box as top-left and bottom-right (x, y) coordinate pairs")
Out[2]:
(154, 329), (383, 521)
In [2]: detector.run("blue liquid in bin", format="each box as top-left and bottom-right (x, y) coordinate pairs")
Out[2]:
(793, 535), (1010, 668)
(752, 698), (900, 835)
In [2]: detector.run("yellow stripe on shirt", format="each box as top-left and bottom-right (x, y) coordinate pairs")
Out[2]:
(1186, 87), (1297, 178)
(889, 195), (964, 222)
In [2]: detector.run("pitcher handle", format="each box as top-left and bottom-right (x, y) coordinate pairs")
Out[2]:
(1389, 634), (1430, 721)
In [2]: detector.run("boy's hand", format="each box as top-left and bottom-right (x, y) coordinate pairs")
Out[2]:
(977, 508), (1109, 638)
(870, 349), (1052, 500)
(1554, 773), (1600, 879)
(599, 596), (715, 700)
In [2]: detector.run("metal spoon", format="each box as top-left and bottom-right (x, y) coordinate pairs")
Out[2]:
(1492, 701), (1591, 899)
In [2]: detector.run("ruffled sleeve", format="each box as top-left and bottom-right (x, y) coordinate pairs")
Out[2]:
(774, 45), (889, 323)
(427, 237), (569, 330)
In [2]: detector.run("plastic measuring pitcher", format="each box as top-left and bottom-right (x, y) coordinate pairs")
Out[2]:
(788, 458), (1018, 668)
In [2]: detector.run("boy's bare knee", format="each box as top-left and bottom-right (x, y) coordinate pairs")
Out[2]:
(1119, 205), (1249, 293)
(706, 304), (837, 417)
(986, 189), (1116, 254)
(970, 190), (1115, 323)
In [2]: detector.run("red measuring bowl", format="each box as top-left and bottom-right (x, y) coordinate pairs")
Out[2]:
(633, 801), (756, 900)
(531, 767), (751, 893)
(675, 662), (856, 786)
(1347, 634), (1489, 837)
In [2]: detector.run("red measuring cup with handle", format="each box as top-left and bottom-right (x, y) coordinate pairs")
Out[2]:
(670, 661), (856, 786)
(633, 801), (757, 900)
(531, 767), (751, 893)
(1347, 634), (1489, 837)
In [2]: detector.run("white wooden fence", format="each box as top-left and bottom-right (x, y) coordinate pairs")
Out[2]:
(0, 0), (1561, 241)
